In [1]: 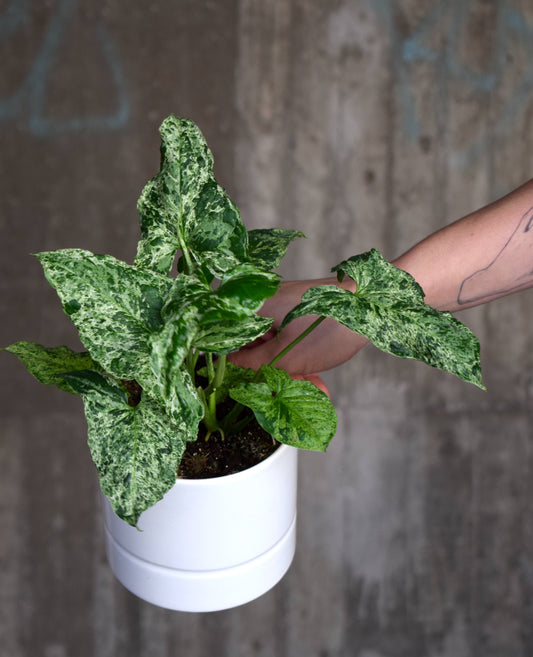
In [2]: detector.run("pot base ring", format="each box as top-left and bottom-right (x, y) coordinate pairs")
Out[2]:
(103, 515), (296, 613)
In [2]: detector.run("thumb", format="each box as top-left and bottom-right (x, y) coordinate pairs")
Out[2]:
(292, 373), (330, 397)
(229, 339), (283, 371)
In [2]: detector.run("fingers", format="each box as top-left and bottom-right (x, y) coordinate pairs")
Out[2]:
(292, 373), (330, 397)
(229, 338), (282, 371)
(235, 327), (278, 351)
(229, 343), (329, 395)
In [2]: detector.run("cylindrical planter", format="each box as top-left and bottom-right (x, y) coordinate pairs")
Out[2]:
(101, 443), (298, 613)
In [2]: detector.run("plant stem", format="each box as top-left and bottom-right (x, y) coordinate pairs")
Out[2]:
(208, 354), (226, 420)
(214, 354), (226, 390)
(186, 347), (199, 381)
(257, 315), (326, 376)
(206, 352), (217, 421)
(223, 316), (326, 433)
(202, 353), (227, 439)
(206, 352), (215, 382)
(177, 231), (194, 275)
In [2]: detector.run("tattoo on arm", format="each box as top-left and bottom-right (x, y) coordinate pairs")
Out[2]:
(458, 206), (533, 305)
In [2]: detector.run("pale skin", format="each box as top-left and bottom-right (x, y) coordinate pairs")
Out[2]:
(230, 178), (533, 387)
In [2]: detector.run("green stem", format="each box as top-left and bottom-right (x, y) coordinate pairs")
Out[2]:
(221, 400), (247, 434)
(198, 386), (220, 439)
(223, 316), (327, 432)
(206, 353), (216, 420)
(177, 231), (194, 275)
(210, 355), (227, 415)
(206, 352), (215, 382)
(254, 315), (326, 379)
(202, 354), (227, 438)
(186, 347), (199, 381)
(213, 354), (226, 395)
(196, 387), (210, 425)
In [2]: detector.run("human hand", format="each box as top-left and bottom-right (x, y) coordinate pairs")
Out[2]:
(229, 278), (369, 379)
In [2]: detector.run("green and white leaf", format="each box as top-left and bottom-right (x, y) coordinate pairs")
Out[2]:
(134, 116), (213, 274)
(150, 305), (198, 398)
(247, 229), (305, 270)
(185, 178), (248, 277)
(3, 342), (102, 394)
(282, 249), (484, 388)
(36, 249), (173, 383)
(229, 366), (337, 451)
(148, 305), (204, 428)
(332, 248), (428, 306)
(135, 115), (248, 277)
(195, 313), (273, 354)
(160, 272), (274, 354)
(217, 264), (281, 313)
(60, 370), (189, 527)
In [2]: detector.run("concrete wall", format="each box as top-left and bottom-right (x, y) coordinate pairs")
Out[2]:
(2, 1), (533, 655)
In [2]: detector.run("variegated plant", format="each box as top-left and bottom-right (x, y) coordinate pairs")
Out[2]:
(4, 115), (484, 526)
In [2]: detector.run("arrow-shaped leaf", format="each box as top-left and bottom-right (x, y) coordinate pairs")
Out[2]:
(159, 272), (274, 354)
(134, 116), (213, 274)
(247, 229), (305, 270)
(217, 263), (281, 313)
(135, 115), (248, 277)
(60, 370), (191, 527)
(148, 304), (204, 428)
(229, 366), (337, 451)
(36, 249), (173, 383)
(3, 342), (102, 394)
(186, 178), (248, 277)
(282, 249), (484, 388)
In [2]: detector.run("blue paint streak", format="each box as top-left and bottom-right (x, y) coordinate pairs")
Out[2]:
(367, 0), (533, 167)
(0, 0), (130, 136)
(0, 0), (29, 40)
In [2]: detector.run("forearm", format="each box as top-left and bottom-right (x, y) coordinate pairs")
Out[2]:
(391, 179), (533, 312)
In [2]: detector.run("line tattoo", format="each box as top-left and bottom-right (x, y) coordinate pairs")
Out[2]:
(458, 205), (533, 305)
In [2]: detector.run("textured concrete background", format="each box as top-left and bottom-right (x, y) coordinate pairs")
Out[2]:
(1, 1), (533, 655)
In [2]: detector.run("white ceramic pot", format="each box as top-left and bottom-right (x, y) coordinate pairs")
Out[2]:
(101, 444), (298, 612)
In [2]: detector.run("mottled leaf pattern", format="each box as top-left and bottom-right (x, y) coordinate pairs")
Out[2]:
(217, 264), (281, 313)
(36, 249), (172, 382)
(60, 370), (189, 526)
(159, 272), (274, 354)
(195, 314), (273, 354)
(147, 360), (203, 435)
(3, 342), (102, 394)
(134, 117), (213, 274)
(333, 249), (427, 306)
(185, 178), (248, 276)
(4, 116), (486, 525)
(247, 229), (305, 270)
(148, 305), (204, 429)
(283, 249), (485, 388)
(150, 306), (198, 398)
(135, 115), (248, 277)
(229, 366), (337, 451)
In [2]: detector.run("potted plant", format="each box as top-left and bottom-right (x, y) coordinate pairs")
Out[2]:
(3, 115), (484, 612)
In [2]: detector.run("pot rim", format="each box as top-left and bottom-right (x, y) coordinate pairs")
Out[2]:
(174, 442), (294, 488)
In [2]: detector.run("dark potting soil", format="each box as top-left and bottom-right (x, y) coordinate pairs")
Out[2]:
(122, 368), (280, 480)
(178, 417), (280, 479)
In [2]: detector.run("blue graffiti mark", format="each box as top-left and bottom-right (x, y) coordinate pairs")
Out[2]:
(401, 3), (496, 93)
(369, 0), (533, 167)
(0, 0), (30, 39)
(0, 0), (129, 136)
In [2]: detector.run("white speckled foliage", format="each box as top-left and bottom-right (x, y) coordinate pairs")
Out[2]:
(4, 116), (484, 526)
(284, 249), (485, 388)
